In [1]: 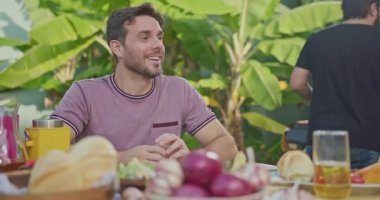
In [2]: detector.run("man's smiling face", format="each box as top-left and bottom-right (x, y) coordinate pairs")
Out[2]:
(120, 15), (165, 79)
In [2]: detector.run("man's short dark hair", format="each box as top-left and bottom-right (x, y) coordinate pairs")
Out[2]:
(106, 3), (164, 46)
(342, 0), (380, 20)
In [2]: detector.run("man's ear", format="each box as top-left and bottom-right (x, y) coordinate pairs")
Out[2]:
(110, 40), (123, 58)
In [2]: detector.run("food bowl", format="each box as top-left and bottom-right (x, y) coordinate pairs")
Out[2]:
(5, 169), (31, 188)
(119, 178), (146, 191)
(1, 185), (114, 200)
(1, 170), (114, 200)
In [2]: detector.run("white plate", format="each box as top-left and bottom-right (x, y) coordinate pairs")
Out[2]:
(255, 163), (277, 171)
(269, 171), (380, 196)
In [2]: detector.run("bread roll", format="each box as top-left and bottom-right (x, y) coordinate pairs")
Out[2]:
(28, 150), (83, 193)
(277, 150), (314, 182)
(69, 136), (117, 187)
(357, 162), (380, 183)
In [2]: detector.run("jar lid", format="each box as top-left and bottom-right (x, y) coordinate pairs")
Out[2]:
(32, 119), (63, 128)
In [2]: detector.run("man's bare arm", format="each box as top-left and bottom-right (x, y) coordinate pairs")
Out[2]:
(193, 119), (238, 161)
(62, 123), (76, 142)
(290, 67), (312, 99)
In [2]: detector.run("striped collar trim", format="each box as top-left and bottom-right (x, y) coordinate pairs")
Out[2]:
(110, 74), (155, 100)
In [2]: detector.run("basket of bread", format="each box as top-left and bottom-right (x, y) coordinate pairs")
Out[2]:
(0, 136), (117, 200)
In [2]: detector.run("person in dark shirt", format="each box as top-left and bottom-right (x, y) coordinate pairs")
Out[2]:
(290, 0), (380, 169)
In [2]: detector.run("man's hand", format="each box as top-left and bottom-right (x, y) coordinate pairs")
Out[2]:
(155, 133), (190, 160)
(118, 145), (166, 164)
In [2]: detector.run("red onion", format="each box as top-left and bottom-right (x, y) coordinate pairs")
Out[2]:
(181, 149), (222, 187)
(210, 173), (253, 197)
(174, 184), (209, 197)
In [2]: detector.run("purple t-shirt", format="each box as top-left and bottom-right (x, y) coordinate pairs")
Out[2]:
(51, 74), (215, 151)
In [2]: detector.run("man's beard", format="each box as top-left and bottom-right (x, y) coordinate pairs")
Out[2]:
(126, 60), (162, 79)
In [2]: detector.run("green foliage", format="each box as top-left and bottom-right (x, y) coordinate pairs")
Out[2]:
(243, 124), (282, 164)
(256, 38), (305, 66)
(241, 60), (282, 110)
(242, 112), (288, 134)
(30, 16), (78, 44)
(256, 1), (342, 38)
(197, 73), (229, 90)
(166, 0), (239, 15)
(0, 38), (27, 46)
(172, 17), (220, 68)
(27, 7), (55, 28)
(246, 0), (281, 28)
(30, 14), (102, 44)
(0, 37), (95, 88)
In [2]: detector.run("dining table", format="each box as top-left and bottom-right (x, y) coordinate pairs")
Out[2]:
(267, 184), (380, 200)
(3, 161), (380, 200)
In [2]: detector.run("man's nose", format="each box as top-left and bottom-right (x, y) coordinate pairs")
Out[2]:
(152, 38), (164, 50)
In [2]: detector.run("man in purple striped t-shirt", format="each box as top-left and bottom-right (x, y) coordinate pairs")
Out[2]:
(51, 3), (237, 163)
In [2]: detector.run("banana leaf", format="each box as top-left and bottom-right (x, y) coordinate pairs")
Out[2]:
(197, 73), (228, 90)
(243, 112), (288, 134)
(30, 15), (102, 45)
(166, 0), (238, 15)
(241, 60), (282, 110)
(256, 37), (305, 66)
(257, 1), (341, 38)
(0, 36), (96, 88)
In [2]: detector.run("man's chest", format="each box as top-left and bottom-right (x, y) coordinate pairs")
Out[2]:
(84, 97), (184, 148)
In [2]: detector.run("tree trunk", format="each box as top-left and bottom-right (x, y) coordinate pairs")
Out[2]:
(225, 107), (245, 151)
(225, 66), (245, 151)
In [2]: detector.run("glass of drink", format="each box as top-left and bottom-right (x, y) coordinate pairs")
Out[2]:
(313, 130), (351, 199)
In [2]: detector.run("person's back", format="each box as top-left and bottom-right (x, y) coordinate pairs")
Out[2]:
(291, 0), (380, 168)
(306, 24), (380, 152)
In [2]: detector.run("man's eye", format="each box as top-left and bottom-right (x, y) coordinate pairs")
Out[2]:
(139, 35), (149, 40)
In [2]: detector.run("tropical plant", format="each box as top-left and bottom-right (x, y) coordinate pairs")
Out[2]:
(0, 0), (126, 96)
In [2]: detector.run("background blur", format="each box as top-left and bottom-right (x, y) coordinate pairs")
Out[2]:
(0, 0), (342, 164)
